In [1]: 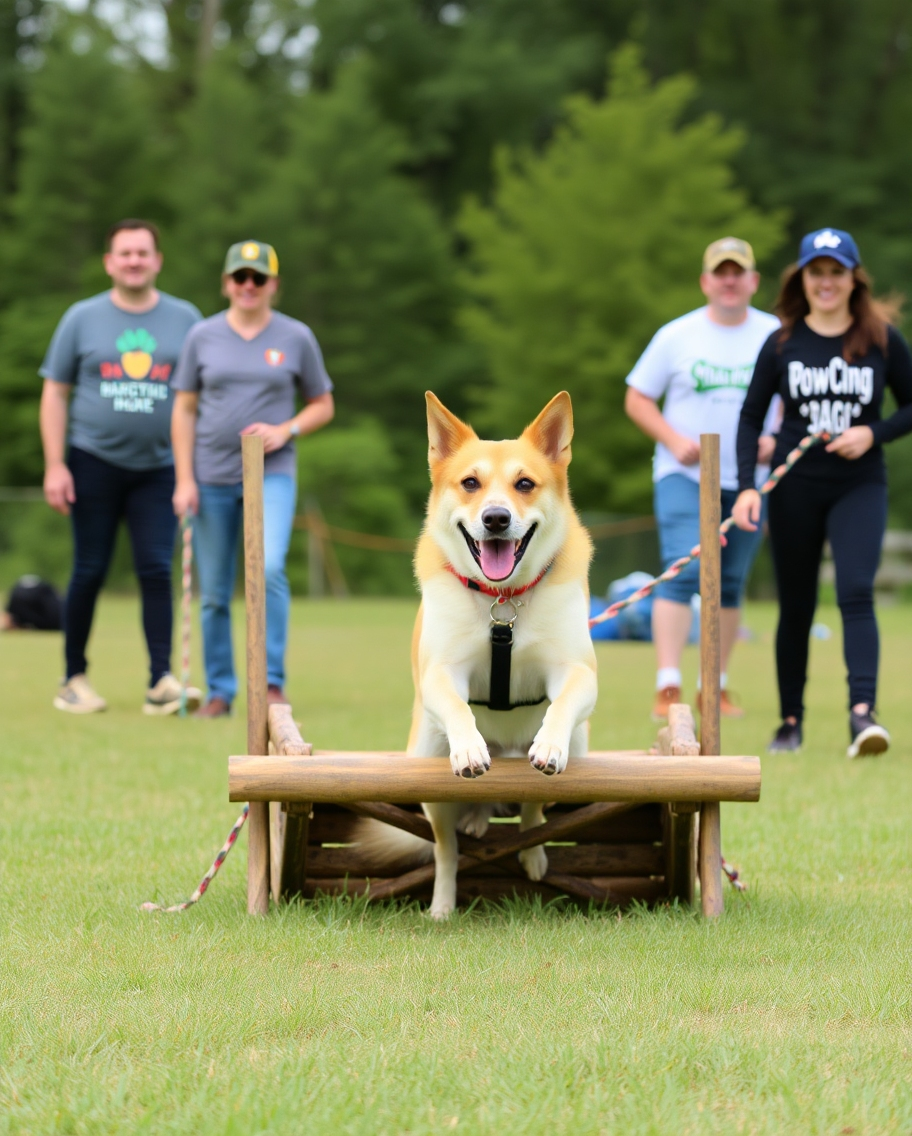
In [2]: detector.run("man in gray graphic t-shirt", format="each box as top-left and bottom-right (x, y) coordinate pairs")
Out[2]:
(39, 219), (203, 717)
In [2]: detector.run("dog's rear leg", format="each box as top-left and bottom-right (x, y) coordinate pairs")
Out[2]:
(423, 802), (462, 919)
(518, 802), (548, 881)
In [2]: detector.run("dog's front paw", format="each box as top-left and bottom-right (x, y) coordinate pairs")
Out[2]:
(528, 736), (568, 775)
(449, 733), (491, 778)
(519, 844), (548, 881)
(429, 899), (454, 921)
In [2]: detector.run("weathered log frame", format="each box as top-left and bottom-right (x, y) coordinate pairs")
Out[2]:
(239, 433), (756, 914)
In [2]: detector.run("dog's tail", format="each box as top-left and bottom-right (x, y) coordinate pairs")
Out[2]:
(350, 818), (434, 870)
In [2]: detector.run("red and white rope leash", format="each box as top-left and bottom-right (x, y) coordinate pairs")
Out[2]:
(141, 805), (249, 913)
(589, 432), (829, 628)
(722, 858), (746, 892)
(179, 516), (193, 717)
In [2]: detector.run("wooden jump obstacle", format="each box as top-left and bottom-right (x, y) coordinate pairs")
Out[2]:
(232, 433), (760, 918)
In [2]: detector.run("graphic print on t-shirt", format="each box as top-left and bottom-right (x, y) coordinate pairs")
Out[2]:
(117, 329), (157, 378)
(265, 349), (285, 366)
(788, 355), (873, 435)
(96, 328), (173, 414)
(691, 360), (755, 392)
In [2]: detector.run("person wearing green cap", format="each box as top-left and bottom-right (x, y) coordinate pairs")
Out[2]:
(171, 240), (335, 717)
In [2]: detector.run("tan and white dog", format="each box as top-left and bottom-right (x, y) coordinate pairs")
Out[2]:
(392, 391), (598, 918)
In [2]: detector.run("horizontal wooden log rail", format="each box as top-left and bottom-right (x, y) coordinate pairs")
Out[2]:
(230, 750), (761, 805)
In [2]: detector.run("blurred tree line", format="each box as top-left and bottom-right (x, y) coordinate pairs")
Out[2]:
(1, 0), (912, 593)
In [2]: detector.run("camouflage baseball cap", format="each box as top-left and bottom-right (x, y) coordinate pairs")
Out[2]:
(702, 236), (755, 273)
(223, 240), (279, 276)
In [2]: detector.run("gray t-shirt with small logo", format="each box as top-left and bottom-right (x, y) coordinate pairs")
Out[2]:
(40, 291), (203, 470)
(170, 311), (333, 484)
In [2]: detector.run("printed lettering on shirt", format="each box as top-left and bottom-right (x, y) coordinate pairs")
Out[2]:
(691, 360), (755, 392)
(99, 380), (170, 415)
(799, 399), (863, 435)
(787, 355), (873, 433)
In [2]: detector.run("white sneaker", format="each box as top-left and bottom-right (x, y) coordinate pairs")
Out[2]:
(53, 674), (107, 714)
(143, 673), (202, 716)
(847, 709), (890, 759)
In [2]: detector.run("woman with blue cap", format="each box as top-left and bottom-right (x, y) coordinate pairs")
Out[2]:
(733, 229), (912, 757)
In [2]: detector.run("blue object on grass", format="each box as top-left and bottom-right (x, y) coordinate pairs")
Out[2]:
(590, 571), (700, 643)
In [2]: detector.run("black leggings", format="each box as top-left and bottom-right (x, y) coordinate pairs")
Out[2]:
(767, 475), (887, 721)
(66, 447), (176, 684)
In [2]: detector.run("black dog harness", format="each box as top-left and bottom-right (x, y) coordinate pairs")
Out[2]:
(446, 564), (552, 712)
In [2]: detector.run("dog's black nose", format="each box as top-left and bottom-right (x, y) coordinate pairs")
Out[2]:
(481, 506), (512, 534)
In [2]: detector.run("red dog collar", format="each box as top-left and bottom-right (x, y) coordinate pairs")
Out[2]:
(445, 562), (552, 601)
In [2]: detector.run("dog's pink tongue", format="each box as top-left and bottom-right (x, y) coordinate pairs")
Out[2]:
(479, 539), (515, 581)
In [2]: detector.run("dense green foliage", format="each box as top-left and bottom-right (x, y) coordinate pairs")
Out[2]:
(1, 0), (912, 590)
(461, 47), (785, 510)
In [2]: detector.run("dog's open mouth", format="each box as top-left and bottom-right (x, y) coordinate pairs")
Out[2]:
(458, 523), (538, 582)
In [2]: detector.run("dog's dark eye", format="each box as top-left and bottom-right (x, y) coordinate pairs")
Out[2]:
(461, 477), (480, 492)
(515, 478), (535, 493)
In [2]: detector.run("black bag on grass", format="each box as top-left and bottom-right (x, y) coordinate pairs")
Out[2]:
(5, 575), (63, 630)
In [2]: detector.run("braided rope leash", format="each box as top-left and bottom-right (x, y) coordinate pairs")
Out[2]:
(140, 805), (249, 913)
(722, 857), (747, 892)
(179, 516), (193, 717)
(589, 432), (830, 629)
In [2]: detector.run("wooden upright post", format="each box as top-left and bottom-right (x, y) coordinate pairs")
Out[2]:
(698, 433), (723, 917)
(242, 435), (270, 915)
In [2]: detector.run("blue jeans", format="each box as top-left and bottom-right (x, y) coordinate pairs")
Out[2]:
(654, 474), (764, 607)
(194, 475), (297, 704)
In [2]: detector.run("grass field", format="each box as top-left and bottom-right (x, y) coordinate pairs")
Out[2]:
(1, 596), (911, 1135)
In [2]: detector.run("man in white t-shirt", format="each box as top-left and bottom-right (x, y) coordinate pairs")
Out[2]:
(624, 237), (779, 721)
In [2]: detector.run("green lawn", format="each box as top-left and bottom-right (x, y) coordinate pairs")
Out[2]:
(1, 596), (910, 1135)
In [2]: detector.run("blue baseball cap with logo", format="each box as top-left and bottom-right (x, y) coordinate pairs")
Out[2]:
(797, 228), (861, 270)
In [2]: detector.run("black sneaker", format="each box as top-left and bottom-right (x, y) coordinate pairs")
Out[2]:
(767, 720), (802, 753)
(847, 709), (890, 759)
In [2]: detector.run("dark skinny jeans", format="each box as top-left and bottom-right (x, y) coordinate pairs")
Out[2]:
(65, 446), (176, 685)
(767, 474), (887, 721)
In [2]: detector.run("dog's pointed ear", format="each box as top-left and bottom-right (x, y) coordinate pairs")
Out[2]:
(426, 392), (476, 465)
(522, 391), (573, 464)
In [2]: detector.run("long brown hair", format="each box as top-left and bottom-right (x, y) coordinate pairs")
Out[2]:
(775, 262), (902, 361)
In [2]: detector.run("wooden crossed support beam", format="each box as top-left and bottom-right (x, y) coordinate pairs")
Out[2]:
(341, 799), (640, 903)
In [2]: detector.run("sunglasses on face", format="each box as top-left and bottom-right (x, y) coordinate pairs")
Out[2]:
(231, 269), (268, 287)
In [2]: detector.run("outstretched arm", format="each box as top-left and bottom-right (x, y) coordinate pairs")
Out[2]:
(172, 390), (199, 516)
(625, 387), (700, 466)
(40, 379), (75, 515)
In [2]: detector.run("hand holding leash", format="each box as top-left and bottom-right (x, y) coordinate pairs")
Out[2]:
(731, 489), (761, 532)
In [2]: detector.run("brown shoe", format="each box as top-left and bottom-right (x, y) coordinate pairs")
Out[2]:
(651, 685), (682, 722)
(267, 684), (290, 705)
(194, 696), (231, 719)
(696, 689), (745, 719)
